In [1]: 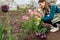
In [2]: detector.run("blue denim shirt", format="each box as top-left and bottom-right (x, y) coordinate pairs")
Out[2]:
(42, 4), (60, 21)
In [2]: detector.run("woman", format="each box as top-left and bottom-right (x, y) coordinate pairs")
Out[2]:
(38, 0), (60, 32)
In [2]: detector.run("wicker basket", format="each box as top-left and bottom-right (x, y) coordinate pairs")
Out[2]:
(51, 13), (60, 24)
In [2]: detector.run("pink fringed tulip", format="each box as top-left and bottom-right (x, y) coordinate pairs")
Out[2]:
(37, 13), (42, 17)
(34, 16), (38, 20)
(33, 9), (38, 15)
(29, 12), (34, 16)
(22, 16), (29, 20)
(33, 11), (38, 15)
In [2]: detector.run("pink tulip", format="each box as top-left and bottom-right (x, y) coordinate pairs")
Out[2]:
(34, 16), (38, 20)
(22, 16), (29, 20)
(33, 11), (38, 15)
(29, 12), (34, 16)
(33, 9), (38, 15)
(37, 13), (42, 17)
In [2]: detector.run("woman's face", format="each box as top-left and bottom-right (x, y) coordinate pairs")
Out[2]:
(39, 1), (45, 9)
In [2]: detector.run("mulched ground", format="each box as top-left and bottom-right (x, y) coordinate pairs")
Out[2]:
(1, 11), (60, 40)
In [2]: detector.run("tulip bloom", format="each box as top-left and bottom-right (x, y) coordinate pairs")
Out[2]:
(29, 12), (34, 16)
(22, 16), (29, 20)
(1, 5), (9, 12)
(34, 16), (38, 20)
(37, 13), (42, 17)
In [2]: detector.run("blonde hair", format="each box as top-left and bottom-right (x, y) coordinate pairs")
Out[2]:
(45, 1), (50, 12)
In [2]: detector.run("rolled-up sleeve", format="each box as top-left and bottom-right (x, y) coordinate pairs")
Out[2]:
(56, 5), (60, 13)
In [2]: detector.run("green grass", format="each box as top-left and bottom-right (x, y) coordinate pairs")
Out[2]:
(5, 12), (14, 40)
(0, 12), (3, 40)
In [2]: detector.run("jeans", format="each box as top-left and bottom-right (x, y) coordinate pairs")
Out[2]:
(43, 21), (60, 27)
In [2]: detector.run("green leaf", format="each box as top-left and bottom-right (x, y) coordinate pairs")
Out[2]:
(0, 16), (3, 40)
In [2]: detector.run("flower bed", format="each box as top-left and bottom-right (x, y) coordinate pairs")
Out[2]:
(21, 9), (48, 40)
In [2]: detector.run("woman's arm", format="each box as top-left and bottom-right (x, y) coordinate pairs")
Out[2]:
(42, 4), (56, 21)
